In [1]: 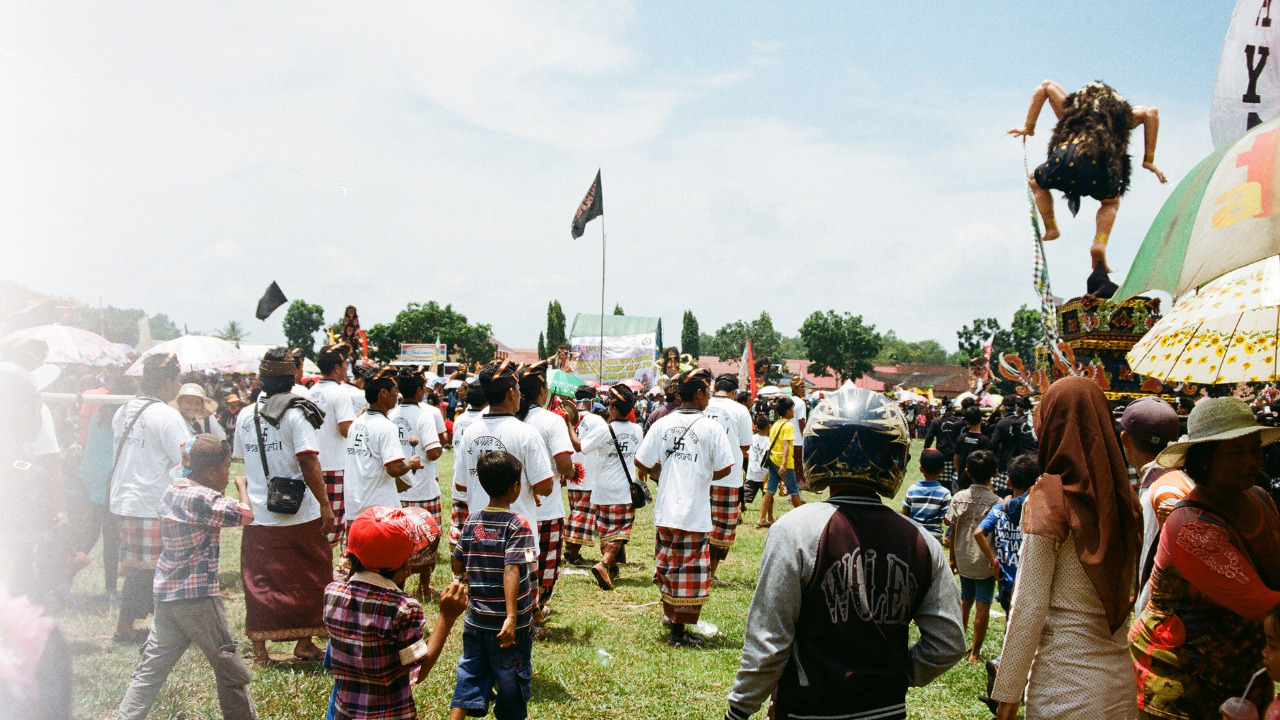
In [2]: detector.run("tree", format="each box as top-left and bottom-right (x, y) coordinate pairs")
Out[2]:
(216, 320), (248, 345)
(367, 301), (495, 365)
(777, 335), (807, 360)
(537, 332), (547, 360)
(283, 300), (326, 360)
(955, 317), (1002, 366)
(613, 304), (625, 315)
(706, 312), (783, 362)
(875, 330), (950, 365)
(149, 314), (181, 342)
(681, 310), (700, 358)
(546, 301), (567, 350)
(66, 305), (182, 346)
(799, 310), (883, 383)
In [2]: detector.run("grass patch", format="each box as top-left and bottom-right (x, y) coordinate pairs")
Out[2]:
(66, 439), (1003, 719)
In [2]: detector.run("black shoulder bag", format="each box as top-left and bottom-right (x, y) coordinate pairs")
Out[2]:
(254, 405), (307, 514)
(107, 398), (160, 499)
(608, 422), (650, 509)
(761, 420), (785, 473)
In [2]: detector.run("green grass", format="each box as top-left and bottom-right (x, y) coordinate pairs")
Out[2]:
(66, 439), (1004, 719)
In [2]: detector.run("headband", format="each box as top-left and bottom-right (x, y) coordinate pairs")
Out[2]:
(259, 359), (297, 377)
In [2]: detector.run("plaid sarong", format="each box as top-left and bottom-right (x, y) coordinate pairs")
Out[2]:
(709, 486), (740, 560)
(537, 518), (563, 603)
(993, 471), (1010, 496)
(564, 489), (596, 546)
(449, 498), (468, 550)
(594, 503), (634, 545)
(324, 470), (344, 545)
(118, 515), (162, 570)
(653, 527), (710, 625)
(400, 496), (443, 525)
(942, 460), (956, 489)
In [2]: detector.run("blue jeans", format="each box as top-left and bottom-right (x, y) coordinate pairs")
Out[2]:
(766, 466), (800, 496)
(450, 627), (533, 720)
(959, 576), (996, 604)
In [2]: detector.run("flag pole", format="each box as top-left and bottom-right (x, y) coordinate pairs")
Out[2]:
(599, 216), (607, 381)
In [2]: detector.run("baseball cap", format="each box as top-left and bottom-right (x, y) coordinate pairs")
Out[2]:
(1119, 396), (1180, 449)
(346, 506), (441, 571)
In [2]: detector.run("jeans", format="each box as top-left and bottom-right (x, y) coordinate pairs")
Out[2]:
(450, 627), (533, 720)
(116, 597), (257, 720)
(766, 466), (800, 496)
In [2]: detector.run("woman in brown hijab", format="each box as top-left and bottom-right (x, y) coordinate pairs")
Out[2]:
(992, 376), (1142, 720)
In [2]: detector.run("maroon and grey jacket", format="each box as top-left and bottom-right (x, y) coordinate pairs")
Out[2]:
(726, 494), (965, 720)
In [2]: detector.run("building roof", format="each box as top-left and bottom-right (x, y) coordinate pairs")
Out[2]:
(867, 363), (970, 396)
(568, 314), (661, 339)
(694, 356), (883, 392)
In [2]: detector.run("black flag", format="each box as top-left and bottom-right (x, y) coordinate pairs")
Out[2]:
(255, 281), (287, 320)
(571, 170), (603, 239)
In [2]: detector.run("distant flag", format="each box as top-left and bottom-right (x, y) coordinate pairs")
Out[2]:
(739, 339), (757, 398)
(255, 281), (287, 321)
(571, 170), (604, 239)
(983, 340), (994, 360)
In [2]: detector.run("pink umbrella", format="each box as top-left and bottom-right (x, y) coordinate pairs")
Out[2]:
(0, 324), (130, 366)
(622, 379), (644, 391)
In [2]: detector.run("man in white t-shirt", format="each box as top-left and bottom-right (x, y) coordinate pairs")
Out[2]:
(390, 369), (443, 600)
(452, 361), (555, 551)
(580, 384), (643, 589)
(449, 382), (487, 548)
(307, 345), (356, 543)
(634, 368), (734, 647)
(343, 369), (422, 522)
(703, 374), (753, 583)
(108, 352), (190, 642)
(790, 377), (809, 489)
(563, 387), (605, 567)
(515, 361), (577, 618)
(233, 348), (334, 665)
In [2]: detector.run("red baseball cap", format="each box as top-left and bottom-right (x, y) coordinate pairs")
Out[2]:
(346, 506), (440, 571)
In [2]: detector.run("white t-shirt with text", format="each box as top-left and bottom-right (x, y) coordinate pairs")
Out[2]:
(525, 405), (573, 522)
(581, 419), (642, 506)
(309, 380), (357, 472)
(231, 399), (321, 527)
(703, 395), (752, 488)
(452, 414), (555, 547)
(389, 402), (442, 502)
(110, 398), (192, 518)
(343, 410), (407, 519)
(634, 409), (734, 533)
(791, 396), (808, 447)
(572, 412), (607, 493)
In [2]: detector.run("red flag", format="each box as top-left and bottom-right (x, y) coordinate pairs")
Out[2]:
(571, 170), (603, 239)
(739, 339), (757, 398)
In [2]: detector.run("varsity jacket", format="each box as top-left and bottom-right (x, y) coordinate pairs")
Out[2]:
(725, 494), (965, 720)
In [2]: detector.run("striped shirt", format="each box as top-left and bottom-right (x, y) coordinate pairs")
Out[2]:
(452, 507), (536, 632)
(901, 479), (951, 539)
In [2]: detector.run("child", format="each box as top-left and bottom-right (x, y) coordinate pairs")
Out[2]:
(116, 435), (258, 720)
(450, 450), (537, 720)
(975, 454), (1039, 614)
(742, 413), (771, 510)
(901, 448), (952, 541)
(945, 449), (1000, 664)
(324, 506), (466, 720)
(1259, 606), (1280, 719)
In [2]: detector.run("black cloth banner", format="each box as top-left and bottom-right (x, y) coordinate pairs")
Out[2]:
(571, 170), (604, 239)
(255, 281), (287, 320)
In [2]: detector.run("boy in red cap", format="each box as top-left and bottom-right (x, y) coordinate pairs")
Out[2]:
(324, 506), (466, 720)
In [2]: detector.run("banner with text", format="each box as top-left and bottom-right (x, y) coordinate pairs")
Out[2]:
(398, 343), (447, 370)
(570, 332), (658, 387)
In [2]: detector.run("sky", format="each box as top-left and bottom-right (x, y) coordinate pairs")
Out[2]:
(0, 1), (1236, 351)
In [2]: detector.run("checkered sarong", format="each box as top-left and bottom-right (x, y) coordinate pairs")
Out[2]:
(993, 471), (1010, 496)
(449, 498), (468, 550)
(709, 486), (740, 559)
(594, 503), (634, 544)
(537, 518), (563, 602)
(942, 460), (956, 488)
(118, 515), (162, 570)
(564, 489), (596, 546)
(324, 470), (345, 545)
(400, 496), (443, 525)
(653, 527), (710, 625)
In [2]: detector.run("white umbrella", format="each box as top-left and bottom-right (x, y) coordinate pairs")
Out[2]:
(758, 385), (782, 397)
(0, 324), (130, 366)
(126, 335), (257, 376)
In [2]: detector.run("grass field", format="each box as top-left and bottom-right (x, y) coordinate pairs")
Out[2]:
(66, 438), (1005, 719)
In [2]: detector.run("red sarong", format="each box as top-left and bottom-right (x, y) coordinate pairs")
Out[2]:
(241, 518), (331, 641)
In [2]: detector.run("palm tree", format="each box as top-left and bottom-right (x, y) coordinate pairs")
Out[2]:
(217, 320), (248, 346)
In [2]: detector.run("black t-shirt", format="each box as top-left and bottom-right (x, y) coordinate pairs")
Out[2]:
(991, 415), (1034, 472)
(953, 430), (993, 490)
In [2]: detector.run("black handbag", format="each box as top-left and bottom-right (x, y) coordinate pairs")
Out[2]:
(254, 407), (306, 515)
(607, 422), (649, 510)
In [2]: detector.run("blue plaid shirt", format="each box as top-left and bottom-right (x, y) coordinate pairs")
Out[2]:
(153, 479), (250, 603)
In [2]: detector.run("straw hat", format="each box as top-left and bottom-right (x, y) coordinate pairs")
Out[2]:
(173, 383), (218, 417)
(1156, 396), (1280, 467)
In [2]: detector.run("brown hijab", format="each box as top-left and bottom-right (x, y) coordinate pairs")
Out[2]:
(1024, 376), (1141, 634)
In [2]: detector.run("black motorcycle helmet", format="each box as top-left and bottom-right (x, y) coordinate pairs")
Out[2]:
(802, 383), (911, 497)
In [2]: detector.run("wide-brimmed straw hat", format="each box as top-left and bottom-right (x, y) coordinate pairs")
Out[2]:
(172, 383), (218, 417)
(1157, 396), (1280, 467)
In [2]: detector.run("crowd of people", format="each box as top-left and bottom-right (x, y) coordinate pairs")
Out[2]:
(9, 329), (1280, 719)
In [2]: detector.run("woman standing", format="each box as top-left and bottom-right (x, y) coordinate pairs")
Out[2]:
(1130, 397), (1280, 719)
(992, 376), (1141, 719)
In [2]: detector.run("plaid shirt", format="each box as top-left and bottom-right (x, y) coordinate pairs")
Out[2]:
(153, 478), (251, 603)
(323, 572), (429, 720)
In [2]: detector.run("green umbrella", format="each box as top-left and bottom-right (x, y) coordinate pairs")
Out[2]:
(547, 369), (586, 398)
(1118, 113), (1280, 301)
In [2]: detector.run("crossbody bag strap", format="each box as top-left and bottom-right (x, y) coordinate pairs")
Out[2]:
(606, 422), (634, 484)
(108, 398), (161, 496)
(252, 405), (273, 479)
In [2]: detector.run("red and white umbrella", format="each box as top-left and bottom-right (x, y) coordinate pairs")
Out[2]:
(0, 324), (130, 366)
(126, 335), (257, 376)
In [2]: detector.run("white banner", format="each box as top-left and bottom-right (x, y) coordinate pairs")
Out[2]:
(1212, 0), (1280, 147)
(570, 332), (657, 386)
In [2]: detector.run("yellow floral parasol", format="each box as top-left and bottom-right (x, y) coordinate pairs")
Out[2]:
(1127, 256), (1280, 384)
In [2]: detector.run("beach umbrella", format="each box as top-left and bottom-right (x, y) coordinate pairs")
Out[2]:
(0, 324), (130, 366)
(126, 335), (257, 376)
(1119, 113), (1280, 301)
(758, 385), (782, 397)
(547, 369), (587, 398)
(622, 379), (644, 392)
(1127, 256), (1280, 384)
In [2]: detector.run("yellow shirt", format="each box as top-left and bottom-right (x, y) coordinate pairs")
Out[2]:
(768, 420), (795, 470)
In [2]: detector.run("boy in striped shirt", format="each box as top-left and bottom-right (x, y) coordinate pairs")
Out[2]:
(900, 449), (951, 540)
(450, 450), (537, 720)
